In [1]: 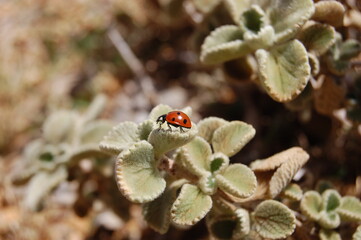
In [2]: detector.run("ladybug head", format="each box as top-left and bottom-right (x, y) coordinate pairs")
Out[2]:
(156, 114), (167, 125)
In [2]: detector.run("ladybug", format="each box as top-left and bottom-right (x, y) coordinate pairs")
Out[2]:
(156, 111), (192, 132)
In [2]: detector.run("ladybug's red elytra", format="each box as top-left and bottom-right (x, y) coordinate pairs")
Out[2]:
(156, 111), (192, 132)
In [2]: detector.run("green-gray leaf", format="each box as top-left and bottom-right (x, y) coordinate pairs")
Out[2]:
(268, 0), (315, 43)
(319, 229), (341, 240)
(337, 196), (361, 222)
(137, 120), (155, 141)
(181, 136), (212, 176)
(23, 166), (68, 210)
(115, 141), (166, 203)
(143, 180), (185, 234)
(256, 39), (310, 102)
(171, 184), (212, 226)
(318, 210), (341, 229)
(200, 25), (252, 65)
(192, 0), (221, 14)
(353, 225), (361, 240)
(283, 183), (303, 201)
(224, 0), (252, 25)
(322, 189), (341, 212)
(212, 121), (255, 157)
(82, 94), (107, 123)
(216, 164), (257, 199)
(298, 23), (336, 56)
(99, 122), (139, 155)
(80, 120), (113, 144)
(300, 191), (322, 221)
(43, 110), (77, 144)
(234, 208), (251, 238)
(148, 104), (172, 122)
(253, 200), (296, 239)
(68, 144), (110, 164)
(197, 117), (228, 143)
(148, 124), (198, 160)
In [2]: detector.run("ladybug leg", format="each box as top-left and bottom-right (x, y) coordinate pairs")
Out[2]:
(167, 122), (172, 131)
(180, 126), (184, 132)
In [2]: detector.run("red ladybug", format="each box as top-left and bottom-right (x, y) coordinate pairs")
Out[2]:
(156, 111), (192, 132)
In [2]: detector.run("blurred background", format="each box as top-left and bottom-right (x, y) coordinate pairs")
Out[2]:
(0, 0), (360, 239)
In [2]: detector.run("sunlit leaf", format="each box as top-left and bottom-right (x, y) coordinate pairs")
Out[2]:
(319, 210), (341, 229)
(253, 200), (296, 239)
(300, 191), (322, 221)
(197, 117), (228, 143)
(319, 229), (341, 240)
(148, 123), (198, 159)
(115, 141), (165, 203)
(148, 104), (173, 122)
(212, 121), (255, 157)
(143, 180), (186, 234)
(99, 122), (139, 155)
(200, 25), (252, 65)
(181, 136), (212, 176)
(256, 39), (310, 102)
(337, 196), (361, 222)
(216, 164), (257, 198)
(171, 184), (212, 225)
(283, 183), (303, 201)
(298, 23), (336, 56)
(268, 0), (315, 42)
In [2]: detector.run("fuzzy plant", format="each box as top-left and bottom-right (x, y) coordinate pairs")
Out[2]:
(326, 32), (361, 76)
(99, 104), (312, 239)
(12, 94), (113, 210)
(299, 189), (361, 240)
(199, 0), (344, 102)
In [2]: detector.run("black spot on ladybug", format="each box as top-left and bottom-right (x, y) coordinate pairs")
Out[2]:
(177, 112), (180, 115)
(183, 119), (187, 124)
(172, 117), (175, 121)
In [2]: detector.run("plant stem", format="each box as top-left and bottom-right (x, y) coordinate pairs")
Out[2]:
(107, 26), (158, 105)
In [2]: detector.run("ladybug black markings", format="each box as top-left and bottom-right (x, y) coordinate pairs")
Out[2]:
(156, 111), (192, 132)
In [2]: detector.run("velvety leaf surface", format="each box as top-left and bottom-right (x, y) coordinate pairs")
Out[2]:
(337, 196), (361, 222)
(256, 40), (310, 102)
(99, 122), (139, 155)
(182, 136), (212, 176)
(300, 191), (322, 221)
(319, 229), (342, 240)
(212, 121), (255, 157)
(115, 141), (165, 203)
(253, 200), (296, 239)
(200, 25), (251, 64)
(216, 164), (257, 198)
(267, 0), (315, 42)
(197, 117), (228, 143)
(143, 180), (185, 234)
(171, 184), (212, 225)
(283, 183), (303, 201)
(298, 23), (336, 56)
(148, 123), (197, 159)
